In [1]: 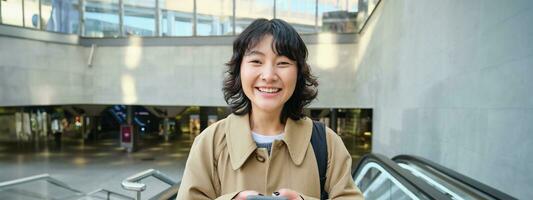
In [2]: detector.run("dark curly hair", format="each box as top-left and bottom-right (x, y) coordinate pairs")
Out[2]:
(223, 18), (318, 123)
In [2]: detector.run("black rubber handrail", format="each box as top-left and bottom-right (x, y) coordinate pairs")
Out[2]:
(393, 155), (517, 200)
(149, 182), (181, 200)
(353, 153), (451, 200)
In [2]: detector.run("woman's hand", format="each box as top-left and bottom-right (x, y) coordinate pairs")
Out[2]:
(275, 188), (303, 200)
(233, 190), (262, 200)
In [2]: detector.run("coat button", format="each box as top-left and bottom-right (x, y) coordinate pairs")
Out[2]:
(255, 154), (266, 163)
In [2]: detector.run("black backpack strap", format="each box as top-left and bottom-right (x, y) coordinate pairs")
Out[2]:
(311, 121), (329, 200)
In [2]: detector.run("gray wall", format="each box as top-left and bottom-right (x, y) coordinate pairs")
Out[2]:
(0, 29), (359, 107)
(0, 37), (90, 105)
(353, 0), (532, 199)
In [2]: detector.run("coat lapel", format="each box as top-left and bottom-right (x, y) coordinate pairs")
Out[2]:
(283, 117), (313, 166)
(225, 114), (257, 170)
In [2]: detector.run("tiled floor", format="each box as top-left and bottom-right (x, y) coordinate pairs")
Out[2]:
(0, 133), (370, 199)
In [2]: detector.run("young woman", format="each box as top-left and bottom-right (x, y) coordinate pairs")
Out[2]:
(177, 18), (363, 200)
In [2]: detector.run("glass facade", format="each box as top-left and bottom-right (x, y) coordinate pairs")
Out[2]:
(84, 0), (120, 37)
(23, 0), (39, 29)
(196, 0), (232, 36)
(41, 0), (80, 34)
(318, 0), (358, 33)
(124, 0), (155, 36)
(275, 0), (316, 33)
(161, 0), (193, 36)
(0, 0), (379, 37)
(1, 0), (24, 26)
(235, 0), (273, 34)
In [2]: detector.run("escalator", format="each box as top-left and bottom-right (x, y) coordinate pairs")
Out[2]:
(0, 154), (517, 200)
(393, 155), (517, 200)
(353, 154), (449, 200)
(353, 153), (517, 200)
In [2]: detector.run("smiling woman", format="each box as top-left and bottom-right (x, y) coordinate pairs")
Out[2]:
(177, 18), (364, 200)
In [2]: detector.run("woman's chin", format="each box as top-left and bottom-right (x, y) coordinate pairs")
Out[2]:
(252, 103), (283, 114)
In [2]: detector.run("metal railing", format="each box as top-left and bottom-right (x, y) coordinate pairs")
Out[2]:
(87, 188), (135, 200)
(121, 169), (178, 200)
(0, 173), (85, 195)
(0, 174), (134, 200)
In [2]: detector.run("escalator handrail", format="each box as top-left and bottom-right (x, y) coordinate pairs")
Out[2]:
(121, 169), (177, 192)
(148, 182), (181, 200)
(353, 153), (451, 200)
(393, 155), (517, 200)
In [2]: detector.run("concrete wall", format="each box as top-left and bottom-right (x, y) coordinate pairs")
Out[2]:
(0, 37), (90, 105)
(354, 0), (533, 199)
(0, 28), (359, 108)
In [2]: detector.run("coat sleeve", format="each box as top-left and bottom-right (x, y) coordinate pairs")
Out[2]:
(323, 128), (365, 200)
(176, 127), (239, 200)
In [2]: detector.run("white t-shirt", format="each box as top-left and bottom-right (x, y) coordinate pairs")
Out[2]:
(251, 132), (284, 144)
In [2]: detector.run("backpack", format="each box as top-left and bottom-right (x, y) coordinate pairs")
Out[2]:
(311, 121), (329, 200)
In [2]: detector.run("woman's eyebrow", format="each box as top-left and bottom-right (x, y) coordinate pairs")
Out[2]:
(245, 50), (264, 56)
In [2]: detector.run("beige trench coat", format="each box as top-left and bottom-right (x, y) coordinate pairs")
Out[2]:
(176, 114), (364, 200)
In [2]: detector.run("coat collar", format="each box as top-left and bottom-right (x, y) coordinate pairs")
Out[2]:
(225, 113), (313, 170)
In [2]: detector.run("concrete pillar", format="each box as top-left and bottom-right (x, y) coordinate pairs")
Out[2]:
(330, 108), (338, 133)
(199, 107), (218, 132)
(126, 105), (135, 152)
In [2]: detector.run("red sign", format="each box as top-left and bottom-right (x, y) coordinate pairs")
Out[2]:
(121, 125), (132, 143)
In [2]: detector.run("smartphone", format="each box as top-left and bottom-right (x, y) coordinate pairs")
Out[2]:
(246, 195), (288, 200)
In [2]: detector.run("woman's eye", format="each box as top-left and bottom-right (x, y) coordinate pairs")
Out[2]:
(250, 60), (262, 64)
(278, 62), (291, 66)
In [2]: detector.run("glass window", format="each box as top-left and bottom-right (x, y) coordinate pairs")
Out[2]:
(24, 0), (40, 29)
(318, 0), (358, 33)
(275, 0), (316, 34)
(41, 0), (80, 34)
(160, 0), (193, 36)
(124, 0), (155, 36)
(356, 0), (378, 32)
(84, 0), (120, 37)
(1, 0), (24, 26)
(196, 0), (233, 36)
(235, 0), (273, 34)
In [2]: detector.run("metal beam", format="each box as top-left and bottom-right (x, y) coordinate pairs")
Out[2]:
(0, 0), (2, 24)
(273, 0), (276, 18)
(119, 0), (124, 36)
(80, 0), (85, 35)
(38, 0), (42, 30)
(22, 0), (25, 27)
(232, 0), (235, 35)
(315, 0), (319, 33)
(155, 0), (160, 36)
(192, 0), (196, 36)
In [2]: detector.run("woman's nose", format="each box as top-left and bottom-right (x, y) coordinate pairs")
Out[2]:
(260, 65), (278, 82)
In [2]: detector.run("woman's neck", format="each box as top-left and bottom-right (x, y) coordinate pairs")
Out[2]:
(250, 109), (284, 136)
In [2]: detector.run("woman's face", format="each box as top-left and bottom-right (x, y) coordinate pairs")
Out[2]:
(240, 35), (298, 115)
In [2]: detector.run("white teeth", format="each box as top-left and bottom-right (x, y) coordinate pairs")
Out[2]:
(258, 87), (280, 93)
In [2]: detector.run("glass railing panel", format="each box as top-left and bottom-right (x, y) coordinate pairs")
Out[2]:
(0, 179), (84, 200)
(83, 190), (134, 200)
(399, 163), (495, 200)
(354, 161), (429, 200)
